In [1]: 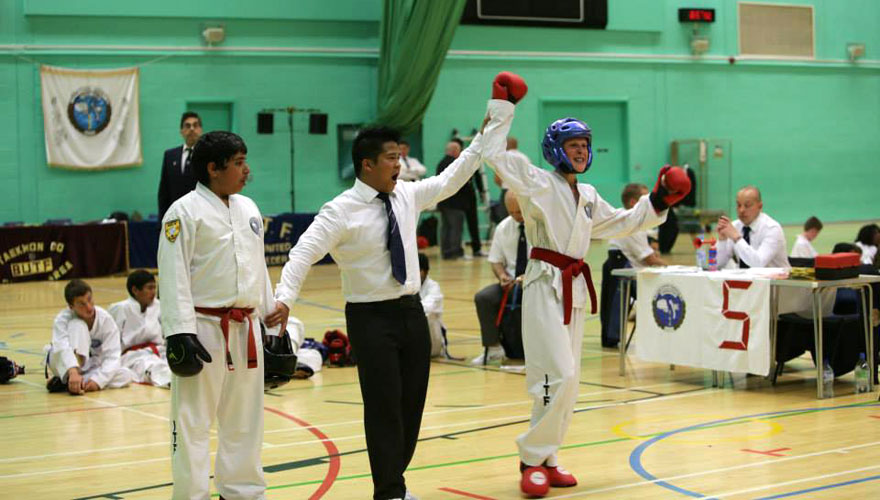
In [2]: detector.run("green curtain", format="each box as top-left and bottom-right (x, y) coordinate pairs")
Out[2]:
(375, 0), (467, 135)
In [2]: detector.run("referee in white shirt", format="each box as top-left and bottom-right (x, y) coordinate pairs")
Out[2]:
(716, 185), (789, 269)
(268, 94), (512, 500)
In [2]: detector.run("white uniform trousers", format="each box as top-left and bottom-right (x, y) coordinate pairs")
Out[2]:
(122, 349), (172, 387)
(516, 276), (585, 467)
(171, 316), (266, 500)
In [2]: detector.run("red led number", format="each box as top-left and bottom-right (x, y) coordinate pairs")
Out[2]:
(720, 280), (751, 351)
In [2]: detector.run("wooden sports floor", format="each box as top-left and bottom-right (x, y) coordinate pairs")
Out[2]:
(2, 222), (879, 499)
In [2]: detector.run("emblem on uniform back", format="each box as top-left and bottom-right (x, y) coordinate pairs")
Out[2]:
(651, 284), (686, 331)
(165, 219), (181, 243)
(249, 217), (261, 236)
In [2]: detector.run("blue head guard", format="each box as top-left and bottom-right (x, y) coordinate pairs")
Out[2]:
(541, 118), (592, 174)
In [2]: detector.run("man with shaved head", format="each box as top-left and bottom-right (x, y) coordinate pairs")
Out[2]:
(473, 190), (528, 364)
(716, 185), (789, 269)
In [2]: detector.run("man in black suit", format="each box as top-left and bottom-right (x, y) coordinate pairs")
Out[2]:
(157, 112), (203, 221)
(437, 138), (485, 259)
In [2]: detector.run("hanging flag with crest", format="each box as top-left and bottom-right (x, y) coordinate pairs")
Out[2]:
(40, 65), (142, 169)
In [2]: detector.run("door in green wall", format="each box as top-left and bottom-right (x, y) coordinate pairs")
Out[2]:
(540, 100), (628, 203)
(186, 101), (233, 133)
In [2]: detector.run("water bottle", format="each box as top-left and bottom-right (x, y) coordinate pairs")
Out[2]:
(707, 244), (718, 272)
(855, 353), (869, 394)
(695, 231), (707, 269)
(822, 358), (834, 399)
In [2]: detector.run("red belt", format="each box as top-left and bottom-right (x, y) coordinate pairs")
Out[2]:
(529, 247), (597, 325)
(195, 307), (257, 370)
(495, 284), (515, 327)
(124, 342), (159, 356)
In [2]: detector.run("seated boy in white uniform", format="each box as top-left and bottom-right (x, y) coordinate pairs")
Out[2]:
(46, 279), (133, 394)
(418, 253), (451, 358)
(790, 216), (822, 258)
(600, 183), (666, 347)
(109, 270), (171, 388)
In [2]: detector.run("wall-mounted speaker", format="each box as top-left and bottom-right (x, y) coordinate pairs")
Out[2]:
(257, 112), (274, 134)
(309, 113), (328, 135)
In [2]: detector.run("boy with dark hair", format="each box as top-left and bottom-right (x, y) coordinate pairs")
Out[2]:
(45, 279), (133, 394)
(268, 78), (515, 499)
(791, 215), (823, 258)
(109, 270), (171, 387)
(159, 130), (288, 499)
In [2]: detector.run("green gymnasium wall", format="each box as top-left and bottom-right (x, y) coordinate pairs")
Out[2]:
(0, 0), (878, 225)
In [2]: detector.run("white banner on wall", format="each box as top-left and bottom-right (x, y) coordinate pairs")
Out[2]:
(40, 65), (142, 169)
(635, 272), (771, 376)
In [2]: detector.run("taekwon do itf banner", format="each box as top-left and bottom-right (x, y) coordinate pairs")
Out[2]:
(0, 223), (128, 284)
(635, 272), (771, 376)
(40, 65), (142, 169)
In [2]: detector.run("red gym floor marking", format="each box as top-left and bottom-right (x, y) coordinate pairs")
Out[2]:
(742, 447), (790, 457)
(438, 487), (497, 499)
(264, 406), (340, 500)
(869, 415), (880, 419)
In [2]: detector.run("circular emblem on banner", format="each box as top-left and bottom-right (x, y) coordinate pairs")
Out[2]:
(652, 284), (687, 331)
(67, 87), (112, 135)
(249, 217), (261, 236)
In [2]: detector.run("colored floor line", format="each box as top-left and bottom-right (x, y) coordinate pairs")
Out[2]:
(72, 388), (728, 496)
(754, 473), (880, 499)
(438, 486), (497, 499)
(628, 402), (880, 499)
(264, 406), (341, 500)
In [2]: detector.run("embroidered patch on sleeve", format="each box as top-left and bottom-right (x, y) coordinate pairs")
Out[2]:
(164, 219), (181, 243)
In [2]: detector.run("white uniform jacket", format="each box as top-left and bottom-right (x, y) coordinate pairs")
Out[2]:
(419, 277), (444, 316)
(481, 100), (666, 310)
(109, 297), (163, 351)
(49, 306), (124, 388)
(158, 183), (276, 337)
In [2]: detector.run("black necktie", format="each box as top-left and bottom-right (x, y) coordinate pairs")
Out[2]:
(183, 148), (192, 174)
(377, 192), (407, 284)
(739, 226), (752, 269)
(515, 223), (528, 277)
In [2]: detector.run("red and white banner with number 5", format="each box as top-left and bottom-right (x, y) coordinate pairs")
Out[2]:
(635, 272), (771, 376)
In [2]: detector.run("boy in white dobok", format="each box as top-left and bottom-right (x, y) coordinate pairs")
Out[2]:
(45, 279), (133, 395)
(158, 131), (288, 500)
(109, 270), (171, 387)
(482, 72), (691, 497)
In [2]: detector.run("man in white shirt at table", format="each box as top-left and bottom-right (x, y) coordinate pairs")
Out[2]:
(717, 186), (833, 316)
(266, 77), (515, 500)
(716, 186), (789, 269)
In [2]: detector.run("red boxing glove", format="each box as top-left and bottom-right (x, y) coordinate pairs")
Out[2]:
(492, 71), (528, 104)
(649, 165), (692, 212)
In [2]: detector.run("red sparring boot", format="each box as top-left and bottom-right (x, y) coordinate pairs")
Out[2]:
(520, 462), (550, 498)
(545, 464), (577, 487)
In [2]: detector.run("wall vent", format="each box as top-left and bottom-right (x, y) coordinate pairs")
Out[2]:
(738, 2), (814, 58)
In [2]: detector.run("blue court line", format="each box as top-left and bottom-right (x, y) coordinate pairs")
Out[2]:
(755, 474), (880, 499)
(628, 402), (880, 499)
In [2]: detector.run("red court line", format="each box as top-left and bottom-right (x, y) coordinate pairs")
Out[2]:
(741, 447), (790, 457)
(438, 487), (497, 499)
(264, 406), (340, 500)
